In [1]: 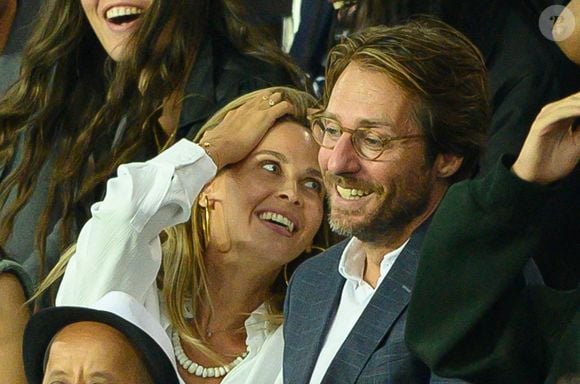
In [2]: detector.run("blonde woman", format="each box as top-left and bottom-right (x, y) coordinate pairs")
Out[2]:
(43, 87), (326, 383)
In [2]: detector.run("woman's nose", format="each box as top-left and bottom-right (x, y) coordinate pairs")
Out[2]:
(276, 180), (302, 206)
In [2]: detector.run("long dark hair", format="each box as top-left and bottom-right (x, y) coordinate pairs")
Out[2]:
(0, 0), (302, 280)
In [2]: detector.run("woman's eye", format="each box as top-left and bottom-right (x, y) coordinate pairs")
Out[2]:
(261, 162), (279, 173)
(304, 179), (322, 192)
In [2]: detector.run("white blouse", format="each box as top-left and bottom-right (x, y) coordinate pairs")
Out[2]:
(56, 139), (284, 384)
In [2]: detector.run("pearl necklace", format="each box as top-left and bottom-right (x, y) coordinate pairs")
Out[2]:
(171, 329), (249, 378)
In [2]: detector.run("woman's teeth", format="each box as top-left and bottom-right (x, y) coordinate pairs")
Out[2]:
(106, 6), (144, 23)
(259, 212), (295, 233)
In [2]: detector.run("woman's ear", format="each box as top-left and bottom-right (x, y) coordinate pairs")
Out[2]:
(434, 153), (463, 179)
(307, 107), (322, 116)
(198, 183), (215, 208)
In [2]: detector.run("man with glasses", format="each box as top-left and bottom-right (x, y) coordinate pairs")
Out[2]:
(283, 19), (499, 383)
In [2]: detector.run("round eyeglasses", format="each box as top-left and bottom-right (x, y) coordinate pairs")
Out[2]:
(309, 114), (425, 161)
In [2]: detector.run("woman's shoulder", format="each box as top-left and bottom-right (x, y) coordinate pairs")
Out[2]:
(0, 258), (33, 300)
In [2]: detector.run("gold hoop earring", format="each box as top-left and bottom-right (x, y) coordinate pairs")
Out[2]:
(283, 264), (290, 286)
(306, 245), (326, 255)
(201, 196), (211, 246)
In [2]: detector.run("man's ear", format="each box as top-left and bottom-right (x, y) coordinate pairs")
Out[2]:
(434, 153), (463, 178)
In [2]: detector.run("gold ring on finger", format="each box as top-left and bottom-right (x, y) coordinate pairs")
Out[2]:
(268, 99), (276, 107)
(262, 95), (269, 101)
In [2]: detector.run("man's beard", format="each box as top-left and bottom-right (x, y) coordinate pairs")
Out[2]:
(327, 170), (433, 243)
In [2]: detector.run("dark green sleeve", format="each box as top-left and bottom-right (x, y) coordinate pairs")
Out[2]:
(406, 156), (559, 383)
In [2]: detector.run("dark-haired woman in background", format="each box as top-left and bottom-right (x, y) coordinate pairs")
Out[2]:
(0, 0), (303, 288)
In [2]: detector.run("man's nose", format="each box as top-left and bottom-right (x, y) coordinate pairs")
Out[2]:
(324, 133), (361, 175)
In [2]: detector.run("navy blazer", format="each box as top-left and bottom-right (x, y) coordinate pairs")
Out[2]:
(283, 221), (467, 384)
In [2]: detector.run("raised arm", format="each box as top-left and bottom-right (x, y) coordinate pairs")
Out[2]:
(406, 93), (580, 383)
(56, 139), (217, 307)
(512, 92), (580, 184)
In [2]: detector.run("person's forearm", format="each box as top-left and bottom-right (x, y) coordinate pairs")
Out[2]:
(554, 0), (580, 65)
(406, 157), (550, 382)
(0, 0), (17, 54)
(56, 139), (216, 306)
(0, 273), (29, 384)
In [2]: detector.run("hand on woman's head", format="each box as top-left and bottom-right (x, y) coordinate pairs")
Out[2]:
(199, 90), (296, 170)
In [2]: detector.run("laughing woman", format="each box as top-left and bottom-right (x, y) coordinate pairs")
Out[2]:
(0, 0), (301, 287)
(40, 87), (326, 383)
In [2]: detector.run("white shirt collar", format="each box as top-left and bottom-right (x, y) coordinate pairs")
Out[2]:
(243, 303), (271, 354)
(159, 295), (272, 354)
(338, 237), (409, 288)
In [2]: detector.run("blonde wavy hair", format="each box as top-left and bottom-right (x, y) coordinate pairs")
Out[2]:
(36, 86), (328, 363)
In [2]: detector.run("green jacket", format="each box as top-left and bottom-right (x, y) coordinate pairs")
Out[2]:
(406, 156), (579, 384)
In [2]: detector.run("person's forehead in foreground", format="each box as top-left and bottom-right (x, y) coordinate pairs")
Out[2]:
(42, 321), (152, 384)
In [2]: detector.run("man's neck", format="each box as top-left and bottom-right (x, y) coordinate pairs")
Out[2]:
(0, 0), (17, 55)
(361, 183), (448, 288)
(360, 219), (421, 288)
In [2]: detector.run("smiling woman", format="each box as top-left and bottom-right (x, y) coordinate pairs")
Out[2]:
(81, 0), (152, 61)
(37, 87), (328, 384)
(0, 0), (304, 290)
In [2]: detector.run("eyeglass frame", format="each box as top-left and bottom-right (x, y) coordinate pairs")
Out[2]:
(308, 112), (425, 161)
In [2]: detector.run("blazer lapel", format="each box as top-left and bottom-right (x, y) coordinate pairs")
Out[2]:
(285, 241), (348, 384)
(322, 221), (431, 383)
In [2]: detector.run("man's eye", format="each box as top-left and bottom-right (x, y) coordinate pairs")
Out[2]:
(323, 125), (341, 137)
(361, 134), (384, 149)
(262, 162), (280, 173)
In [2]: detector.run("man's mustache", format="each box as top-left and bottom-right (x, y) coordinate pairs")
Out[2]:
(323, 172), (383, 194)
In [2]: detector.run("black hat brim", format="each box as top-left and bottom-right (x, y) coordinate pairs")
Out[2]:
(24, 305), (180, 384)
